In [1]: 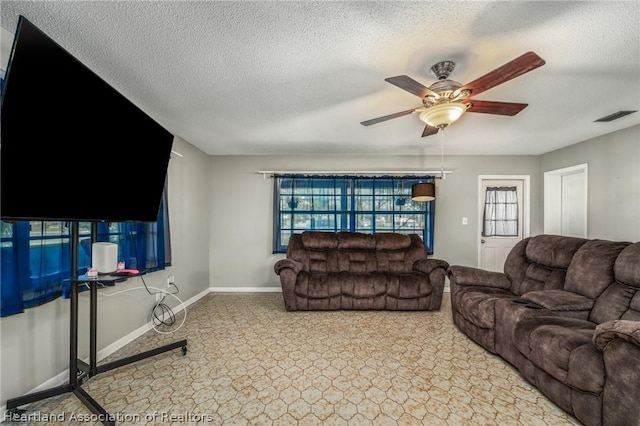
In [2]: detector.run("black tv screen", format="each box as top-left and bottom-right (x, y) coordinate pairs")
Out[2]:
(1, 16), (174, 222)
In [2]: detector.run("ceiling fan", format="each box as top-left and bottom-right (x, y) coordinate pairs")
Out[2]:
(360, 51), (546, 137)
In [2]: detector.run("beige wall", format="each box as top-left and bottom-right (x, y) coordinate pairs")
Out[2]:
(208, 154), (542, 289)
(0, 137), (211, 408)
(540, 125), (640, 242)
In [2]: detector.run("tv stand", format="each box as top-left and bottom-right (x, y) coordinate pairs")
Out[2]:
(5, 222), (187, 426)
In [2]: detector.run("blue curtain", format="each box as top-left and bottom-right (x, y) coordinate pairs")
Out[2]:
(0, 192), (171, 317)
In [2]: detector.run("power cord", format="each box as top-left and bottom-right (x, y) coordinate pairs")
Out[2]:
(139, 274), (182, 329)
(90, 277), (187, 335)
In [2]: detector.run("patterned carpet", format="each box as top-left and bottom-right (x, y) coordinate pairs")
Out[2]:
(5, 292), (581, 425)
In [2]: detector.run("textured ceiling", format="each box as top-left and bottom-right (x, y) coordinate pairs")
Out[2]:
(1, 1), (639, 156)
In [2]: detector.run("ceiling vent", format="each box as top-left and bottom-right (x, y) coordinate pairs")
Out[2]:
(594, 110), (638, 122)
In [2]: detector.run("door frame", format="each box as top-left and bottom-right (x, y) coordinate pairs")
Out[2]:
(543, 163), (588, 237)
(477, 175), (531, 268)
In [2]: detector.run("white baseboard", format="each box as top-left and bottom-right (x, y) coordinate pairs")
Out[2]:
(210, 287), (282, 292)
(1, 287), (210, 416)
(96, 287), (209, 360)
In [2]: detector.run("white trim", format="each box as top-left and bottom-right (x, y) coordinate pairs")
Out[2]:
(1, 288), (210, 414)
(477, 175), (531, 268)
(544, 163), (588, 237)
(96, 288), (209, 360)
(210, 287), (282, 293)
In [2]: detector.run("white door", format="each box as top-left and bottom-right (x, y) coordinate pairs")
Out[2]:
(478, 176), (530, 272)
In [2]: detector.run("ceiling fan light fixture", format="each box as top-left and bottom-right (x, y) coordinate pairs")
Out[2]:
(411, 182), (435, 202)
(419, 103), (467, 128)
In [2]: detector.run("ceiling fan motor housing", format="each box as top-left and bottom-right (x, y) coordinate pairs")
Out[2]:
(424, 79), (469, 107)
(424, 61), (472, 107)
(430, 61), (456, 80)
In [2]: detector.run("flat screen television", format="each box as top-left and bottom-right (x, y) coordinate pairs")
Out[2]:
(1, 16), (174, 222)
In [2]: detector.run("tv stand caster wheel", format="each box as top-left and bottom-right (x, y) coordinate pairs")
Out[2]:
(181, 346), (187, 356)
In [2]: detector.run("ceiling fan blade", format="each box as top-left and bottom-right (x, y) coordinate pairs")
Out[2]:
(360, 108), (420, 126)
(422, 124), (439, 137)
(385, 75), (438, 98)
(466, 100), (529, 116)
(459, 51), (546, 97)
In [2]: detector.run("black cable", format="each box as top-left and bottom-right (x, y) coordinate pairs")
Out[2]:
(139, 273), (180, 327)
(151, 295), (176, 327)
(122, 227), (180, 328)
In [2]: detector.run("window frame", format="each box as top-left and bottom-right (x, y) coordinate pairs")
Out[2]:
(272, 175), (435, 254)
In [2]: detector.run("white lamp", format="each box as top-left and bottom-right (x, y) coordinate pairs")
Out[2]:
(419, 103), (467, 128)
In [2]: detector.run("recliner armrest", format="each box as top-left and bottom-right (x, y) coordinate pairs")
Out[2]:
(521, 289), (594, 311)
(274, 258), (303, 275)
(413, 258), (449, 275)
(447, 265), (511, 290)
(594, 320), (640, 351)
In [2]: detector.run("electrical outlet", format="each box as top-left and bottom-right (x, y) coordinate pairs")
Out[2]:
(167, 275), (175, 287)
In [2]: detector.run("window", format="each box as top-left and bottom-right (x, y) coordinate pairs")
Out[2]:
(0, 191), (171, 318)
(273, 175), (435, 253)
(482, 186), (518, 237)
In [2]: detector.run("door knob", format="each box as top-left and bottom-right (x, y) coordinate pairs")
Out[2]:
(481, 239), (486, 244)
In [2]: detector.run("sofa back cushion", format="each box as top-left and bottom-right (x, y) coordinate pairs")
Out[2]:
(375, 233), (426, 273)
(286, 233), (335, 272)
(590, 242), (640, 324)
(287, 231), (426, 274)
(505, 235), (588, 296)
(337, 232), (376, 250)
(564, 239), (630, 298)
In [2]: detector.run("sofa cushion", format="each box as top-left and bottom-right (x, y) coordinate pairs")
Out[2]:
(565, 240), (629, 299)
(386, 272), (433, 298)
(586, 243), (640, 324)
(507, 235), (588, 296)
(590, 283), (640, 324)
(337, 250), (377, 273)
(514, 316), (604, 394)
(301, 231), (338, 250)
(376, 250), (410, 273)
(337, 231), (375, 250)
(517, 264), (567, 294)
(340, 272), (387, 298)
(454, 288), (514, 329)
(614, 242), (640, 289)
(295, 272), (342, 298)
(521, 290), (594, 311)
(308, 249), (339, 273)
(375, 233), (412, 250)
(525, 234), (588, 269)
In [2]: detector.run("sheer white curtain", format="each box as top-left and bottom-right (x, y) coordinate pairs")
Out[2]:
(482, 187), (518, 237)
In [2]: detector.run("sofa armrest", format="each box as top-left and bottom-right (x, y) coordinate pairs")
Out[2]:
(413, 258), (449, 275)
(274, 258), (303, 275)
(274, 258), (304, 311)
(521, 290), (594, 311)
(594, 320), (640, 351)
(447, 265), (511, 290)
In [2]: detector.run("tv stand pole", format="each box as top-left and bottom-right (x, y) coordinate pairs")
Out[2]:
(6, 222), (187, 425)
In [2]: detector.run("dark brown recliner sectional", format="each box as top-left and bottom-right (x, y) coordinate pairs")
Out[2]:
(274, 231), (449, 311)
(447, 234), (640, 426)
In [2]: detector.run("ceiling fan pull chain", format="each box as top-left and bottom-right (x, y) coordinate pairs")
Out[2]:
(440, 129), (446, 180)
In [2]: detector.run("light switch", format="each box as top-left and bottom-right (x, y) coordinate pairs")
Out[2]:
(462, 217), (468, 225)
